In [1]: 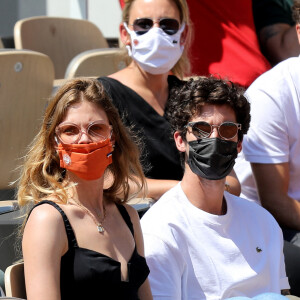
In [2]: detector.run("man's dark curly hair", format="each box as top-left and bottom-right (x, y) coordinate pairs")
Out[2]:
(166, 76), (251, 142)
(292, 0), (300, 24)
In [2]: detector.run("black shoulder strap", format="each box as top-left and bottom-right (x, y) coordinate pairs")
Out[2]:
(116, 204), (134, 236)
(27, 200), (78, 248)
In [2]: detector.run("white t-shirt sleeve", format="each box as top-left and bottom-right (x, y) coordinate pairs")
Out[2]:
(144, 233), (183, 300)
(243, 85), (289, 164)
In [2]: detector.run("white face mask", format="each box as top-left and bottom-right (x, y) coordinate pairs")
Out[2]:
(124, 22), (185, 75)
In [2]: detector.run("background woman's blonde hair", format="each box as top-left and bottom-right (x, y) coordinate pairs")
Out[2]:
(121, 0), (193, 78)
(17, 78), (146, 209)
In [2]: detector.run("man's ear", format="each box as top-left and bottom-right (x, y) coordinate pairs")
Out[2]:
(237, 140), (242, 153)
(296, 24), (300, 44)
(174, 131), (187, 152)
(120, 23), (131, 46)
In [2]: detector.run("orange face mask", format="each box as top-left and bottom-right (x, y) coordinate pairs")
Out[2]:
(57, 139), (113, 181)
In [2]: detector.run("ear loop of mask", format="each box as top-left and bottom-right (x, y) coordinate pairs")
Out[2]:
(123, 23), (133, 56)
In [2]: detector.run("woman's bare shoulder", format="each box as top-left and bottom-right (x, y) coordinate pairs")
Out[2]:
(25, 202), (65, 232)
(23, 202), (68, 255)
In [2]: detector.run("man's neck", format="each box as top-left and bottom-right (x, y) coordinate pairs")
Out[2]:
(180, 167), (227, 215)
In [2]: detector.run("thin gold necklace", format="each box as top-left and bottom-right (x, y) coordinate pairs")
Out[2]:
(71, 199), (107, 233)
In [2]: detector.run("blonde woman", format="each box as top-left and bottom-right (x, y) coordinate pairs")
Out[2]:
(18, 78), (152, 300)
(99, 0), (241, 199)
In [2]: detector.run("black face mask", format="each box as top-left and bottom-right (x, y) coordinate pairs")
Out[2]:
(187, 138), (238, 180)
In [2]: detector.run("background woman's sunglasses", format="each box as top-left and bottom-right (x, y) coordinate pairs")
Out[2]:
(132, 18), (180, 35)
(186, 121), (242, 140)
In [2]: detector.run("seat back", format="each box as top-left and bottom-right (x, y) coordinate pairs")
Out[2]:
(14, 16), (108, 79)
(65, 48), (126, 79)
(0, 50), (54, 190)
(4, 262), (26, 299)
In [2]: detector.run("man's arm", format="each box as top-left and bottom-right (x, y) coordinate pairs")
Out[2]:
(252, 0), (300, 65)
(143, 234), (182, 300)
(104, 171), (179, 201)
(225, 169), (241, 196)
(259, 23), (300, 65)
(251, 162), (300, 230)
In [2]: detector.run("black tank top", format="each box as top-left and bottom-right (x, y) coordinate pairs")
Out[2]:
(28, 200), (150, 300)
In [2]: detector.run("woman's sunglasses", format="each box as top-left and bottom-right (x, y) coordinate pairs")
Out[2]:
(131, 18), (180, 35)
(185, 121), (242, 140)
(55, 121), (112, 144)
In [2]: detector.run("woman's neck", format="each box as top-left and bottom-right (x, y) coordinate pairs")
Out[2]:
(109, 63), (170, 114)
(118, 61), (170, 87)
(66, 175), (105, 212)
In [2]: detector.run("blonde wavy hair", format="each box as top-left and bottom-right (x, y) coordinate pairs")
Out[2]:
(121, 0), (193, 78)
(17, 78), (146, 208)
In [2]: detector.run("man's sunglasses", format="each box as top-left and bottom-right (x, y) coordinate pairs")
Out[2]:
(185, 121), (242, 140)
(131, 18), (180, 35)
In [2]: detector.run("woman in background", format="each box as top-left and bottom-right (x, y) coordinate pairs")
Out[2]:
(100, 0), (241, 200)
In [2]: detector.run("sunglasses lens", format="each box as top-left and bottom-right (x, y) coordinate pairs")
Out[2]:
(133, 18), (154, 35)
(132, 18), (180, 35)
(57, 123), (111, 144)
(192, 122), (211, 138)
(159, 18), (180, 35)
(88, 123), (111, 140)
(57, 124), (80, 144)
(219, 122), (238, 139)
